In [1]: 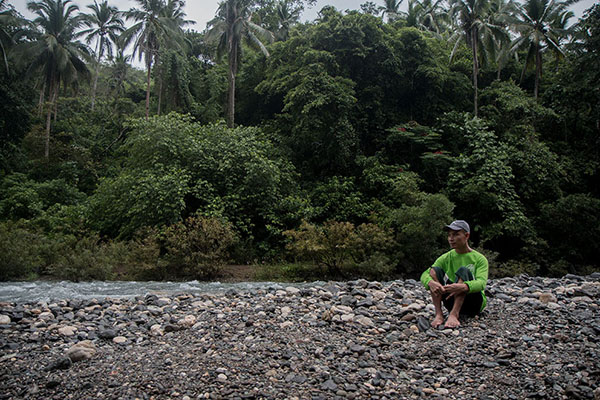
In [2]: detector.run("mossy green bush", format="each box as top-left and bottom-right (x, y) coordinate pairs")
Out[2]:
(0, 222), (43, 280)
(283, 220), (393, 279)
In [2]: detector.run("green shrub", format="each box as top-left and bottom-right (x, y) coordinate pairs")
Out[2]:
(0, 173), (85, 221)
(310, 176), (371, 223)
(377, 193), (454, 277)
(283, 220), (393, 278)
(538, 193), (600, 272)
(161, 216), (237, 280)
(0, 222), (43, 280)
(47, 234), (117, 281)
(119, 230), (164, 281)
(88, 114), (299, 252)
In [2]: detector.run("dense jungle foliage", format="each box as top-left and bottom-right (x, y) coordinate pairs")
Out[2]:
(0, 0), (598, 281)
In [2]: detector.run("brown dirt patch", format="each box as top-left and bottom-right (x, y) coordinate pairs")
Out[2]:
(218, 265), (258, 282)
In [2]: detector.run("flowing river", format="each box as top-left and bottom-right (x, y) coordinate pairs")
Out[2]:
(0, 280), (321, 303)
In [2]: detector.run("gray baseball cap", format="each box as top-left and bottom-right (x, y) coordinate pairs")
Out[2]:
(445, 220), (470, 233)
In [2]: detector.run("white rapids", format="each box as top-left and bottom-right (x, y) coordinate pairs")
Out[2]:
(0, 280), (321, 303)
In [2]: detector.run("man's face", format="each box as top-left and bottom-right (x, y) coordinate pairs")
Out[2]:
(447, 229), (469, 249)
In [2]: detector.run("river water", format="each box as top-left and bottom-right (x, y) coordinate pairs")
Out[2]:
(0, 280), (320, 303)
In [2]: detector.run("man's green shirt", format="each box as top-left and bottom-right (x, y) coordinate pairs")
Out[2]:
(420, 249), (489, 311)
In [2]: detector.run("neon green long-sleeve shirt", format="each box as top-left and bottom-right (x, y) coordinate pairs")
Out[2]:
(420, 249), (489, 311)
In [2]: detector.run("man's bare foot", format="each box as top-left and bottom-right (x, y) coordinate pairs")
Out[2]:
(444, 314), (460, 328)
(432, 314), (444, 328)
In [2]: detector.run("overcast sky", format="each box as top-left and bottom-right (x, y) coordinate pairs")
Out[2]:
(10, 0), (597, 33)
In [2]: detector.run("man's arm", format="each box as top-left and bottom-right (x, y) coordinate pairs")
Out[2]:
(464, 255), (489, 293)
(420, 268), (433, 289)
(421, 253), (447, 289)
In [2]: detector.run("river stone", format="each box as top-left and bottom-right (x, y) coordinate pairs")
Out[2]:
(58, 326), (77, 336)
(280, 321), (293, 329)
(0, 315), (11, 324)
(539, 292), (556, 303)
(98, 329), (117, 339)
(285, 287), (300, 295)
(280, 306), (291, 317)
(354, 316), (374, 327)
(341, 314), (354, 322)
(321, 379), (338, 391)
(401, 313), (416, 321)
(417, 317), (431, 332)
(178, 315), (196, 328)
(66, 340), (96, 362)
(150, 324), (163, 336)
(38, 311), (54, 321)
(46, 356), (72, 371)
(113, 336), (127, 344)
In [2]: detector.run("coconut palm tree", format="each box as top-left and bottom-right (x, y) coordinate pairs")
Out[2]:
(207, 0), (273, 128)
(80, 0), (124, 110)
(121, 0), (184, 119)
(481, 0), (516, 79)
(405, 0), (449, 36)
(274, 0), (301, 41)
(0, 0), (18, 72)
(381, 0), (403, 22)
(108, 46), (131, 99)
(449, 0), (508, 115)
(511, 0), (575, 98)
(23, 0), (90, 158)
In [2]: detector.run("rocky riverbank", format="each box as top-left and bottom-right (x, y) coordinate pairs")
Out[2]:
(1, 274), (599, 400)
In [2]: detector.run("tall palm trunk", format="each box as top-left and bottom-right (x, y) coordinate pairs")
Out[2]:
(156, 54), (162, 116)
(471, 28), (479, 116)
(53, 80), (59, 123)
(38, 81), (46, 118)
(145, 56), (152, 120)
(227, 40), (238, 128)
(45, 76), (58, 159)
(534, 43), (541, 99)
(91, 60), (100, 110)
(90, 37), (103, 111)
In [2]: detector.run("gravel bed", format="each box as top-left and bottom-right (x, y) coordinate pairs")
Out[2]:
(1, 273), (599, 399)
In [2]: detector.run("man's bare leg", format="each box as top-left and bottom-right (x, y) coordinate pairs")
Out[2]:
(429, 269), (445, 328)
(445, 278), (467, 328)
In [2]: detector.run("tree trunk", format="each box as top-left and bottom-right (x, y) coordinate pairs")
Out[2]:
(534, 43), (541, 99)
(145, 56), (152, 120)
(157, 74), (163, 116)
(91, 37), (103, 111)
(156, 53), (162, 116)
(45, 79), (57, 159)
(38, 81), (46, 118)
(227, 43), (238, 128)
(471, 29), (479, 117)
(53, 80), (59, 123)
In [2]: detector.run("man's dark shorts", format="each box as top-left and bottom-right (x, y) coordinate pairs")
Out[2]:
(432, 266), (483, 316)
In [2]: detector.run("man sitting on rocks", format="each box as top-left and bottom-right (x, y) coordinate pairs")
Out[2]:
(420, 220), (488, 328)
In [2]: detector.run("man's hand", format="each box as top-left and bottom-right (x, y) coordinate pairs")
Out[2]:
(428, 280), (445, 296)
(444, 283), (469, 298)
